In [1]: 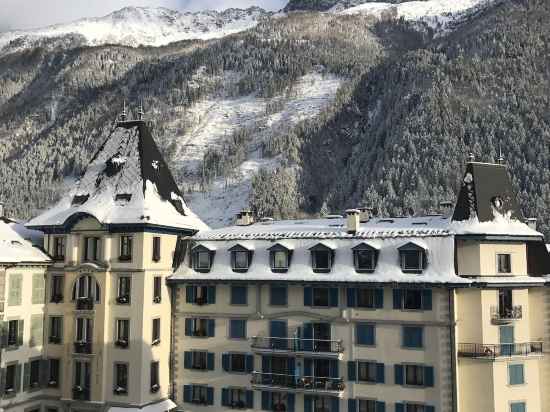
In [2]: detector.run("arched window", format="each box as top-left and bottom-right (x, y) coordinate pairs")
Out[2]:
(72, 275), (101, 303)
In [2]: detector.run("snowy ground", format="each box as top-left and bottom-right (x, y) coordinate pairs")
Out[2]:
(177, 71), (343, 228)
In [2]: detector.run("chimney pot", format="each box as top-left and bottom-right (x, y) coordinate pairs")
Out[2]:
(526, 218), (537, 231)
(346, 209), (360, 234)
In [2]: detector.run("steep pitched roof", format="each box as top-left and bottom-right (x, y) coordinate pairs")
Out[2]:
(0, 220), (50, 264)
(27, 120), (208, 233)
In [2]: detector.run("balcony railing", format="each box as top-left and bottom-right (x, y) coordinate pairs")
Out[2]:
(490, 305), (522, 323)
(76, 297), (94, 311)
(251, 336), (344, 355)
(458, 342), (542, 359)
(72, 386), (91, 401)
(74, 341), (93, 354)
(251, 372), (345, 394)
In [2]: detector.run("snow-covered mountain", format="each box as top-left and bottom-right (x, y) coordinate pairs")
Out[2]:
(0, 6), (269, 54)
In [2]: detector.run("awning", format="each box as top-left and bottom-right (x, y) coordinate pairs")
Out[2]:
(109, 399), (177, 412)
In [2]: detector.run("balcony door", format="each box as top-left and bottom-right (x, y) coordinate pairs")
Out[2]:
(73, 360), (91, 400)
(76, 318), (93, 343)
(498, 289), (513, 316)
(302, 323), (331, 352)
(270, 321), (288, 350)
(500, 325), (514, 356)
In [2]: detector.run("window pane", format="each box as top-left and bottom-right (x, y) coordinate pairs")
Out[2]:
(404, 290), (422, 310)
(230, 354), (246, 372)
(273, 251), (288, 268)
(230, 320), (246, 339)
(356, 250), (375, 270)
(197, 252), (210, 269)
(313, 251), (330, 269)
(313, 288), (329, 306)
(234, 252), (249, 269)
(270, 286), (287, 306)
(405, 365), (424, 386)
(498, 254), (512, 273)
(402, 250), (422, 270)
(357, 289), (375, 308)
(231, 286), (247, 305)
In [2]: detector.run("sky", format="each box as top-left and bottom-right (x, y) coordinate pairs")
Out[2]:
(0, 0), (287, 31)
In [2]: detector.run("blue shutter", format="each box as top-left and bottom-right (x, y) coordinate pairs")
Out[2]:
(424, 366), (434, 387)
(271, 286), (287, 305)
(376, 401), (386, 412)
(303, 323), (313, 351)
(206, 387), (214, 405)
(231, 286), (247, 305)
(222, 388), (229, 406)
(329, 288), (339, 307)
(375, 289), (384, 308)
(288, 357), (296, 375)
(246, 354), (254, 372)
(329, 359), (339, 378)
(348, 399), (357, 412)
(357, 324), (375, 345)
(184, 351), (192, 369)
(207, 286), (216, 304)
(222, 353), (230, 371)
(185, 319), (192, 336)
(422, 289), (432, 310)
(183, 385), (192, 403)
(376, 363), (385, 383)
(304, 358), (313, 377)
(262, 391), (272, 410)
(207, 352), (215, 370)
(393, 289), (403, 309)
(246, 390), (254, 409)
(348, 361), (356, 381)
(186, 286), (195, 303)
(287, 393), (295, 412)
(304, 395), (312, 412)
(425, 406), (435, 412)
(270, 320), (287, 349)
(347, 288), (356, 307)
(262, 356), (270, 373)
(403, 327), (423, 348)
(511, 403), (526, 412)
(394, 365), (404, 385)
(304, 287), (313, 306)
(331, 397), (340, 412)
(207, 319), (215, 337)
(395, 403), (404, 412)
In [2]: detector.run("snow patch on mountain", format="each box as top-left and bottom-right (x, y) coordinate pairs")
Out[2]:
(0, 6), (269, 54)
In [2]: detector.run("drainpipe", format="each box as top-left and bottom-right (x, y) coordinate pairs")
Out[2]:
(169, 285), (176, 403)
(449, 288), (458, 412)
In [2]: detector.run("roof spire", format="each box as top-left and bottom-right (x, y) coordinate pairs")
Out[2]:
(138, 99), (144, 121)
(497, 143), (505, 165)
(120, 100), (127, 122)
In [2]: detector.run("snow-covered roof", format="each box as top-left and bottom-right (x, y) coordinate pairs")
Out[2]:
(27, 120), (208, 233)
(0, 220), (50, 264)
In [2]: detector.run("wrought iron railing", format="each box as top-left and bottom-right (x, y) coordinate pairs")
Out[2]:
(458, 342), (542, 359)
(76, 297), (94, 310)
(72, 386), (91, 401)
(251, 336), (343, 354)
(74, 341), (93, 354)
(490, 305), (522, 322)
(251, 372), (345, 392)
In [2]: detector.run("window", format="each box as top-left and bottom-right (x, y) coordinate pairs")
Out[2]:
(273, 251), (288, 269)
(359, 400), (376, 412)
(150, 361), (160, 392)
(358, 288), (376, 308)
(230, 354), (246, 373)
(53, 236), (66, 260)
(184, 351), (214, 370)
(75, 318), (93, 347)
(73, 275), (100, 303)
(310, 244), (334, 272)
(4, 364), (17, 394)
(403, 326), (423, 348)
(50, 276), (64, 303)
(119, 236), (133, 261)
(353, 244), (378, 272)
(405, 404), (429, 412)
(152, 236), (161, 262)
(269, 244), (291, 272)
(115, 319), (129, 348)
(510, 402), (526, 412)
(270, 285), (287, 306)
(498, 254), (512, 273)
(84, 237), (100, 262)
(231, 286), (248, 305)
(186, 285), (215, 305)
(49, 316), (63, 344)
(29, 359), (40, 389)
(191, 385), (209, 404)
(114, 363), (128, 395)
(152, 318), (160, 345)
(405, 365), (424, 386)
(305, 287), (338, 307)
(358, 362), (377, 383)
(30, 315), (43, 347)
(193, 247), (213, 271)
(117, 276), (131, 304)
(185, 318), (215, 338)
(313, 288), (329, 307)
(234, 252), (249, 269)
(229, 319), (247, 339)
(153, 276), (162, 303)
(395, 364), (434, 388)
(31, 273), (45, 304)
(398, 243), (427, 273)
(348, 288), (383, 309)
(509, 364), (524, 385)
(356, 323), (375, 346)
(230, 245), (253, 272)
(223, 353), (253, 373)
(73, 361), (91, 400)
(401, 289), (423, 310)
(7, 319), (21, 347)
(313, 396), (336, 412)
(8, 274), (22, 306)
(222, 388), (252, 409)
(48, 359), (60, 387)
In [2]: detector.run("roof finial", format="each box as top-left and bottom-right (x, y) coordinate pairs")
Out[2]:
(138, 99), (144, 121)
(467, 152), (475, 163)
(120, 100), (127, 122)
(497, 143), (505, 165)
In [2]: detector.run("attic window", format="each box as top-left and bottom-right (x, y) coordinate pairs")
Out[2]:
(229, 245), (253, 273)
(192, 245), (214, 273)
(352, 243), (378, 273)
(268, 244), (292, 273)
(115, 194), (132, 202)
(72, 195), (89, 206)
(309, 243), (334, 273)
(398, 243), (427, 274)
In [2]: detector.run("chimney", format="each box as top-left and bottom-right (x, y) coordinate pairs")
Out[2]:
(526, 218), (537, 231)
(346, 209), (360, 234)
(439, 201), (454, 217)
(236, 209), (254, 226)
(358, 207), (372, 223)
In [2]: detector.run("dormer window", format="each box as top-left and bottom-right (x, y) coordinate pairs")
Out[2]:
(192, 245), (215, 273)
(268, 244), (292, 273)
(229, 245), (253, 273)
(352, 243), (379, 273)
(497, 254), (512, 273)
(309, 243), (334, 273)
(398, 242), (427, 274)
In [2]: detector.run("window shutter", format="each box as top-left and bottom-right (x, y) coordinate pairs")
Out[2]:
(32, 274), (45, 304)
(394, 365), (403, 385)
(393, 289), (402, 309)
(376, 363), (385, 383)
(376, 401), (386, 412)
(207, 286), (216, 304)
(288, 358), (296, 376)
(15, 364), (21, 392)
(375, 289), (384, 308)
(395, 403), (404, 412)
(422, 290), (432, 310)
(246, 354), (254, 372)
(0, 368), (5, 395)
(425, 407), (435, 412)
(186, 286), (194, 303)
(331, 397), (340, 412)
(246, 390), (254, 409)
(17, 320), (24, 347)
(206, 387), (214, 405)
(23, 363), (30, 391)
(222, 353), (230, 371)
(304, 395), (313, 412)
(262, 391), (272, 410)
(184, 352), (192, 369)
(329, 288), (339, 307)
(0, 322), (7, 348)
(183, 385), (192, 403)
(231, 286), (247, 305)
(348, 399), (357, 412)
(30, 315), (43, 347)
(184, 319), (192, 336)
(207, 353), (215, 370)
(329, 359), (338, 378)
(347, 288), (356, 307)
(347, 361), (356, 381)
(40, 359), (49, 388)
(262, 356), (270, 373)
(424, 366), (434, 387)
(287, 393), (295, 412)
(302, 323), (313, 352)
(304, 287), (312, 306)
(207, 319), (215, 337)
(221, 388), (229, 406)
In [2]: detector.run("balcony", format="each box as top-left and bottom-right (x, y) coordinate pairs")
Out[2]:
(74, 341), (93, 354)
(490, 305), (522, 324)
(458, 342), (543, 359)
(72, 386), (91, 401)
(75, 297), (94, 311)
(251, 372), (345, 395)
(251, 337), (344, 358)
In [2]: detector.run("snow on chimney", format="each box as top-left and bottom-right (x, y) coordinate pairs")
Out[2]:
(358, 207), (372, 223)
(346, 209), (360, 234)
(236, 209), (254, 226)
(526, 218), (537, 231)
